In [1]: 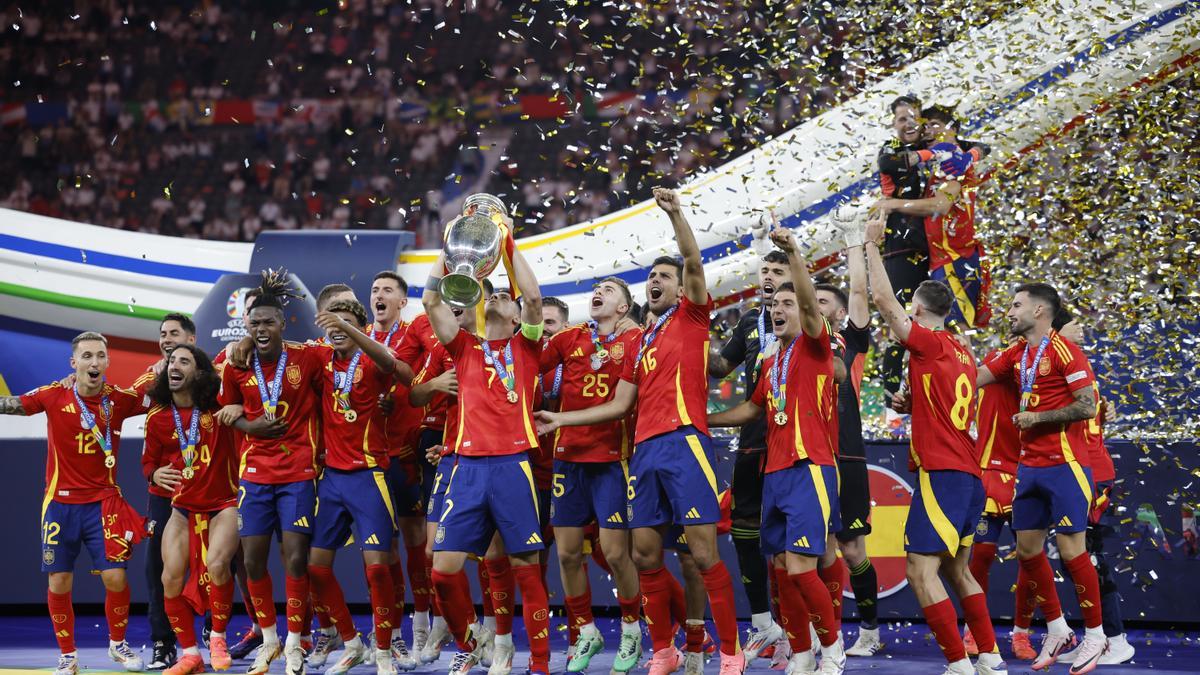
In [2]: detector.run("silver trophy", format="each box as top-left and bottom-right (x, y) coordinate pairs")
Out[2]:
(440, 194), (509, 308)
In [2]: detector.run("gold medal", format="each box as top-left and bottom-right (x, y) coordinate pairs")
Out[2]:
(182, 466), (195, 480)
(774, 411), (788, 426)
(506, 390), (519, 404)
(104, 455), (116, 468)
(344, 409), (358, 422)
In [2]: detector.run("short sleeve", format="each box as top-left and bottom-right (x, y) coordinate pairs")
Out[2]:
(219, 360), (242, 405)
(749, 359), (771, 408)
(719, 313), (750, 366)
(984, 345), (1017, 383)
(113, 385), (147, 417)
(1059, 342), (1095, 393)
(141, 410), (166, 480)
(445, 329), (471, 361)
(899, 321), (938, 360)
(394, 316), (425, 367)
(540, 330), (569, 373)
(19, 386), (53, 415)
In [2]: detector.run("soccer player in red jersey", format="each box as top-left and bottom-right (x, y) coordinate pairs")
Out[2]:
(1, 332), (149, 675)
(978, 283), (1105, 674)
(421, 238), (552, 675)
(219, 276), (328, 675)
(709, 226), (848, 675)
(143, 345), (240, 675)
(302, 299), (415, 675)
(864, 215), (1006, 675)
(362, 271), (428, 669)
(540, 279), (645, 674)
(537, 188), (745, 675)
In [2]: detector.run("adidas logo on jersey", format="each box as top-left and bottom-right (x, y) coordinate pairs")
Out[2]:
(684, 507), (701, 519)
(571, 347), (586, 358)
(293, 516), (310, 528)
(793, 536), (810, 548)
(607, 512), (623, 524)
(526, 532), (543, 545)
(364, 534), (380, 545)
(850, 518), (865, 529)
(1058, 516), (1073, 528)
(61, 404), (77, 413)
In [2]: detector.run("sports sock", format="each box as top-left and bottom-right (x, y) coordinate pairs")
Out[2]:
(638, 567), (676, 652)
(164, 595), (197, 649)
(246, 575), (278, 638)
(684, 620), (705, 653)
(773, 567), (811, 653)
(817, 556), (845, 633)
(666, 571), (687, 628)
(477, 563), (494, 618)
(1018, 552), (1063, 622)
(960, 592), (998, 654)
(1014, 566), (1035, 630)
(47, 589), (76, 654)
(565, 590), (594, 644)
(424, 556), (437, 615)
(307, 565), (356, 642)
(618, 594), (642, 629)
(847, 557), (879, 630)
(514, 564), (551, 672)
(731, 527), (771, 615)
(969, 542), (998, 595)
(790, 570), (837, 648)
(430, 569), (477, 650)
(390, 559), (407, 621)
(922, 598), (966, 663)
(484, 557), (515, 636)
(283, 575), (309, 638)
(366, 564), (395, 649)
(406, 545), (431, 613)
(105, 586), (131, 642)
(699, 562), (740, 656)
(210, 578), (235, 633)
(1063, 553), (1104, 629)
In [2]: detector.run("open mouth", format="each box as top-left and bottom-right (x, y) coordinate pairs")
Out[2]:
(86, 369), (101, 379)
(591, 297), (603, 308)
(330, 333), (348, 345)
(168, 371), (184, 385)
(374, 301), (387, 313)
(773, 317), (786, 329)
(255, 335), (271, 348)
(648, 287), (663, 301)
(762, 283), (775, 296)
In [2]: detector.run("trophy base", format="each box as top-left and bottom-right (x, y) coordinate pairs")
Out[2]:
(441, 273), (484, 308)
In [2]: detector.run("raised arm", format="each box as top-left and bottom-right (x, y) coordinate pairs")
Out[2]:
(874, 180), (961, 218)
(0, 397), (27, 415)
(863, 211), (912, 343)
(708, 399), (764, 428)
(314, 311), (414, 384)
(654, 187), (706, 305)
(423, 251), (462, 346)
(845, 238), (869, 328)
(509, 245), (542, 326)
(769, 228), (824, 338)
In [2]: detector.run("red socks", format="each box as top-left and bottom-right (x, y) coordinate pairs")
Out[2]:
(164, 595), (197, 649)
(423, 556), (436, 615)
(817, 557), (845, 632)
(969, 542), (998, 594)
(666, 572), (687, 628)
(1014, 566), (1035, 629)
(684, 621), (705, 653)
(922, 598), (966, 663)
(406, 545), (431, 613)
(308, 565), (356, 641)
(638, 567), (676, 651)
(284, 575), (309, 636)
(618, 594), (642, 627)
(210, 578), (235, 633)
(105, 586), (131, 642)
(477, 563), (494, 618)
(514, 564), (550, 672)
(790, 571), (837, 648)
(484, 557), (515, 635)
(47, 589), (76, 654)
(1018, 552), (1063, 622)
(1063, 553), (1104, 629)
(246, 575), (278, 631)
(431, 569), (477, 650)
(566, 590), (595, 630)
(774, 567), (811, 653)
(366, 564), (395, 649)
(699, 562), (739, 656)
(960, 592), (997, 654)
(390, 559), (407, 620)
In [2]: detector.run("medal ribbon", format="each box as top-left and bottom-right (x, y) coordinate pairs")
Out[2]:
(588, 320), (619, 358)
(637, 305), (677, 365)
(480, 338), (517, 397)
(543, 364), (563, 400)
(73, 385), (113, 462)
(333, 349), (363, 411)
(253, 350), (288, 418)
(1018, 332), (1052, 412)
(171, 404), (201, 473)
(368, 321), (400, 347)
(769, 335), (799, 415)
(753, 307), (778, 377)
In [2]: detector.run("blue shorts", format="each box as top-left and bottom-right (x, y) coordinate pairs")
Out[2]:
(387, 461), (427, 519)
(973, 514), (1010, 545)
(41, 500), (126, 573)
(312, 468), (396, 552)
(628, 426), (721, 528)
(905, 469), (985, 555)
(761, 462), (841, 557)
(238, 480), (316, 537)
(666, 526), (690, 552)
(426, 455), (454, 523)
(433, 453), (543, 557)
(1012, 462), (1093, 534)
(551, 460), (630, 529)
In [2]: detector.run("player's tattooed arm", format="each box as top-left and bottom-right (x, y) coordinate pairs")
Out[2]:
(1032, 386), (1097, 426)
(0, 396), (27, 415)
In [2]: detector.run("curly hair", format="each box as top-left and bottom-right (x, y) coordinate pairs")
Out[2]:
(148, 344), (221, 410)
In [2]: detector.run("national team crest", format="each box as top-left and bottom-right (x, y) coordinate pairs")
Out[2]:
(286, 364), (302, 387)
(610, 343), (625, 362)
(435, 526), (446, 544)
(1039, 358), (1051, 376)
(201, 413), (215, 430)
(43, 548), (55, 565)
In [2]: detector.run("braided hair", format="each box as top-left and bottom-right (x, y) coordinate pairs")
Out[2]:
(249, 268), (304, 315)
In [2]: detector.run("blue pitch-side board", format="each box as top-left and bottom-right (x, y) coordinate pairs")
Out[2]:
(1, 438), (1196, 624)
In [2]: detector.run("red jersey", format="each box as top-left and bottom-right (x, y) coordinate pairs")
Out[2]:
(975, 350), (1020, 475)
(984, 331), (1095, 467)
(411, 347), (460, 448)
(901, 322), (980, 476)
(394, 314), (441, 372)
(749, 325), (838, 472)
(631, 295), (713, 444)
(369, 321), (423, 461)
(445, 329), (541, 456)
(142, 405), (238, 512)
(315, 345), (395, 471)
(925, 164), (981, 270)
(130, 365), (175, 497)
(219, 342), (324, 484)
(540, 324), (641, 463)
(530, 387), (553, 490)
(1078, 359), (1115, 483)
(20, 382), (146, 504)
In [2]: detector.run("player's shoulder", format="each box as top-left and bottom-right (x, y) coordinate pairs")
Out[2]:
(25, 381), (64, 398)
(556, 323), (588, 341)
(144, 404), (168, 424)
(1050, 332), (1084, 362)
(105, 382), (139, 398)
(133, 370), (157, 386)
